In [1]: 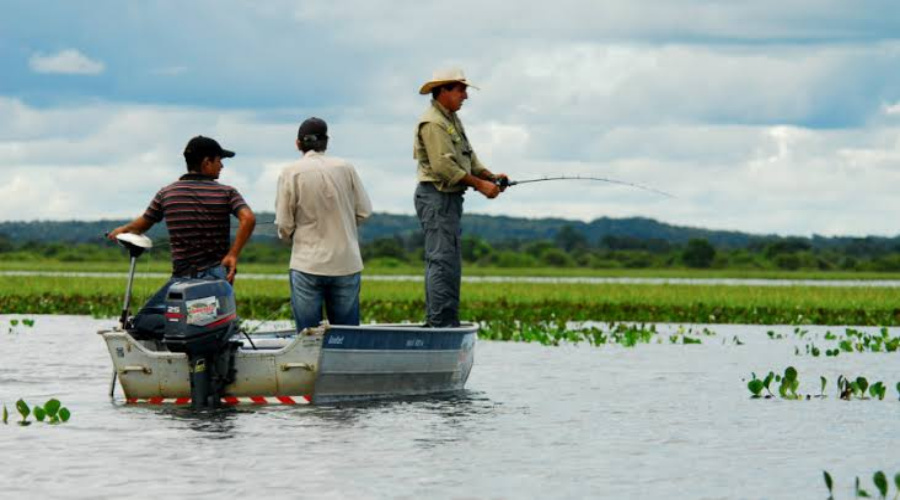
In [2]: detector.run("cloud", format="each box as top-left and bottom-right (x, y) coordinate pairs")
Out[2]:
(28, 49), (106, 75)
(2, 97), (900, 236)
(884, 102), (900, 116)
(3, 1), (900, 237)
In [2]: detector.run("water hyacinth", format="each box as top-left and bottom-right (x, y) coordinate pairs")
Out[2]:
(825, 471), (900, 499)
(748, 369), (898, 402)
(6, 317), (35, 334)
(4, 398), (71, 426)
(476, 321), (710, 347)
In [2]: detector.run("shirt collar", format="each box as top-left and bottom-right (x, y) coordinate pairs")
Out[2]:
(179, 173), (217, 181)
(303, 150), (324, 158)
(431, 99), (454, 120)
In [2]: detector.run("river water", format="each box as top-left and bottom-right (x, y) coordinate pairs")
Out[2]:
(1, 315), (898, 499)
(4, 270), (900, 287)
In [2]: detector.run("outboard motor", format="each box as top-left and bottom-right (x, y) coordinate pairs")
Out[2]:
(163, 279), (240, 409)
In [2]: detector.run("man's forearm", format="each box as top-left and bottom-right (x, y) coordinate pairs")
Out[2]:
(107, 216), (153, 242)
(460, 173), (490, 190)
(228, 210), (256, 258)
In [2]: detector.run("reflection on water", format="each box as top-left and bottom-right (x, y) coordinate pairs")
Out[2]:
(159, 407), (241, 439)
(2, 316), (899, 500)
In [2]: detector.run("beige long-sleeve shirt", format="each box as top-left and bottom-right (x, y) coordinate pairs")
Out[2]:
(275, 151), (373, 276)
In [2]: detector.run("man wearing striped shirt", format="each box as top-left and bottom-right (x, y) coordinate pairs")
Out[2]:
(107, 135), (256, 337)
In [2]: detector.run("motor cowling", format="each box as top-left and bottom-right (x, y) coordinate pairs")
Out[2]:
(162, 279), (239, 408)
(163, 280), (237, 355)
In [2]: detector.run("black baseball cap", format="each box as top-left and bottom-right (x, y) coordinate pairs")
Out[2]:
(183, 135), (235, 162)
(297, 117), (328, 142)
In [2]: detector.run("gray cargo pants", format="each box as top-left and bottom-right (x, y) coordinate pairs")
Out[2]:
(414, 182), (464, 327)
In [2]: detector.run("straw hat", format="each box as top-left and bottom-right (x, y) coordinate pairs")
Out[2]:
(418, 68), (479, 95)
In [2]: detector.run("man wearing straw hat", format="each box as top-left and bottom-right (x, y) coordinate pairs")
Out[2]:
(414, 68), (508, 327)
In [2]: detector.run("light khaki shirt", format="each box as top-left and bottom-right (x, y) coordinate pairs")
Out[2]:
(275, 151), (372, 276)
(414, 100), (488, 192)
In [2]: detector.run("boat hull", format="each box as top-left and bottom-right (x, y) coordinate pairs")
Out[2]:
(99, 323), (477, 404)
(313, 324), (477, 404)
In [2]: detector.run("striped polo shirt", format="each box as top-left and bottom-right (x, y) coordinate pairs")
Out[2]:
(143, 173), (249, 276)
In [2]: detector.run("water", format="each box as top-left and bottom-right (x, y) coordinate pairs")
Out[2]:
(5, 270), (900, 287)
(2, 315), (899, 499)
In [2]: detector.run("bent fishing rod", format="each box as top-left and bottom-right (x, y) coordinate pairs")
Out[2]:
(494, 174), (674, 198)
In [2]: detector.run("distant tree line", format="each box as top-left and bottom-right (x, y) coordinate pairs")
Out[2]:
(5, 225), (900, 272)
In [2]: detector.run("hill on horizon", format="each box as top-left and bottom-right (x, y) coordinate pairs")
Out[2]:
(0, 213), (897, 251)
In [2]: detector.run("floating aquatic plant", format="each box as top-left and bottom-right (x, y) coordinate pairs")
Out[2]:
(747, 375), (764, 398)
(6, 317), (35, 334)
(15, 399), (31, 426)
(824, 470), (900, 499)
(4, 398), (70, 426)
(793, 327), (900, 358)
(823, 470), (833, 500)
(873, 471), (887, 499)
(869, 382), (887, 401)
(476, 320), (703, 348)
(778, 366), (800, 400)
(856, 476), (869, 498)
(749, 370), (895, 402)
(746, 371), (776, 398)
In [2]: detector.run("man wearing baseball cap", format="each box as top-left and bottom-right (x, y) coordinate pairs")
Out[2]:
(107, 135), (256, 338)
(275, 117), (373, 332)
(414, 68), (508, 327)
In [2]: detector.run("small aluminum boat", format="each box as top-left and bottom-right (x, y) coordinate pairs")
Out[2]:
(101, 233), (476, 407)
(100, 322), (477, 405)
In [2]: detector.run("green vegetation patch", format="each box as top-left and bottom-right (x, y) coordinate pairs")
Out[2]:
(4, 275), (900, 326)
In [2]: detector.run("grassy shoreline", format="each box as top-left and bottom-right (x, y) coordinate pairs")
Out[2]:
(4, 259), (900, 280)
(3, 272), (900, 326)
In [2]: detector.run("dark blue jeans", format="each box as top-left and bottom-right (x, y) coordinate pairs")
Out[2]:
(130, 265), (228, 339)
(289, 269), (361, 332)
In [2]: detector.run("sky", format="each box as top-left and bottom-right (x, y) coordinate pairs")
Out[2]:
(2, 0), (900, 237)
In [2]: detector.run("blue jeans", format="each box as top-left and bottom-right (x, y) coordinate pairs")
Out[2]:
(289, 269), (361, 331)
(130, 265), (228, 339)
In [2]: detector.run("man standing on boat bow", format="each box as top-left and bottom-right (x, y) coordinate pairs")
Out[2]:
(414, 68), (508, 327)
(107, 135), (256, 337)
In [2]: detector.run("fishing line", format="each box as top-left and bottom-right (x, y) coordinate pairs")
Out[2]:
(496, 174), (674, 198)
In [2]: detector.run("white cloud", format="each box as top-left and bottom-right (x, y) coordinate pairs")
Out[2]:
(3, 1), (900, 237)
(12, 70), (900, 232)
(29, 49), (106, 75)
(2, 97), (900, 236)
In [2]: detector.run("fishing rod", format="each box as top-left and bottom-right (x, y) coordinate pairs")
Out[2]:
(494, 174), (674, 198)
